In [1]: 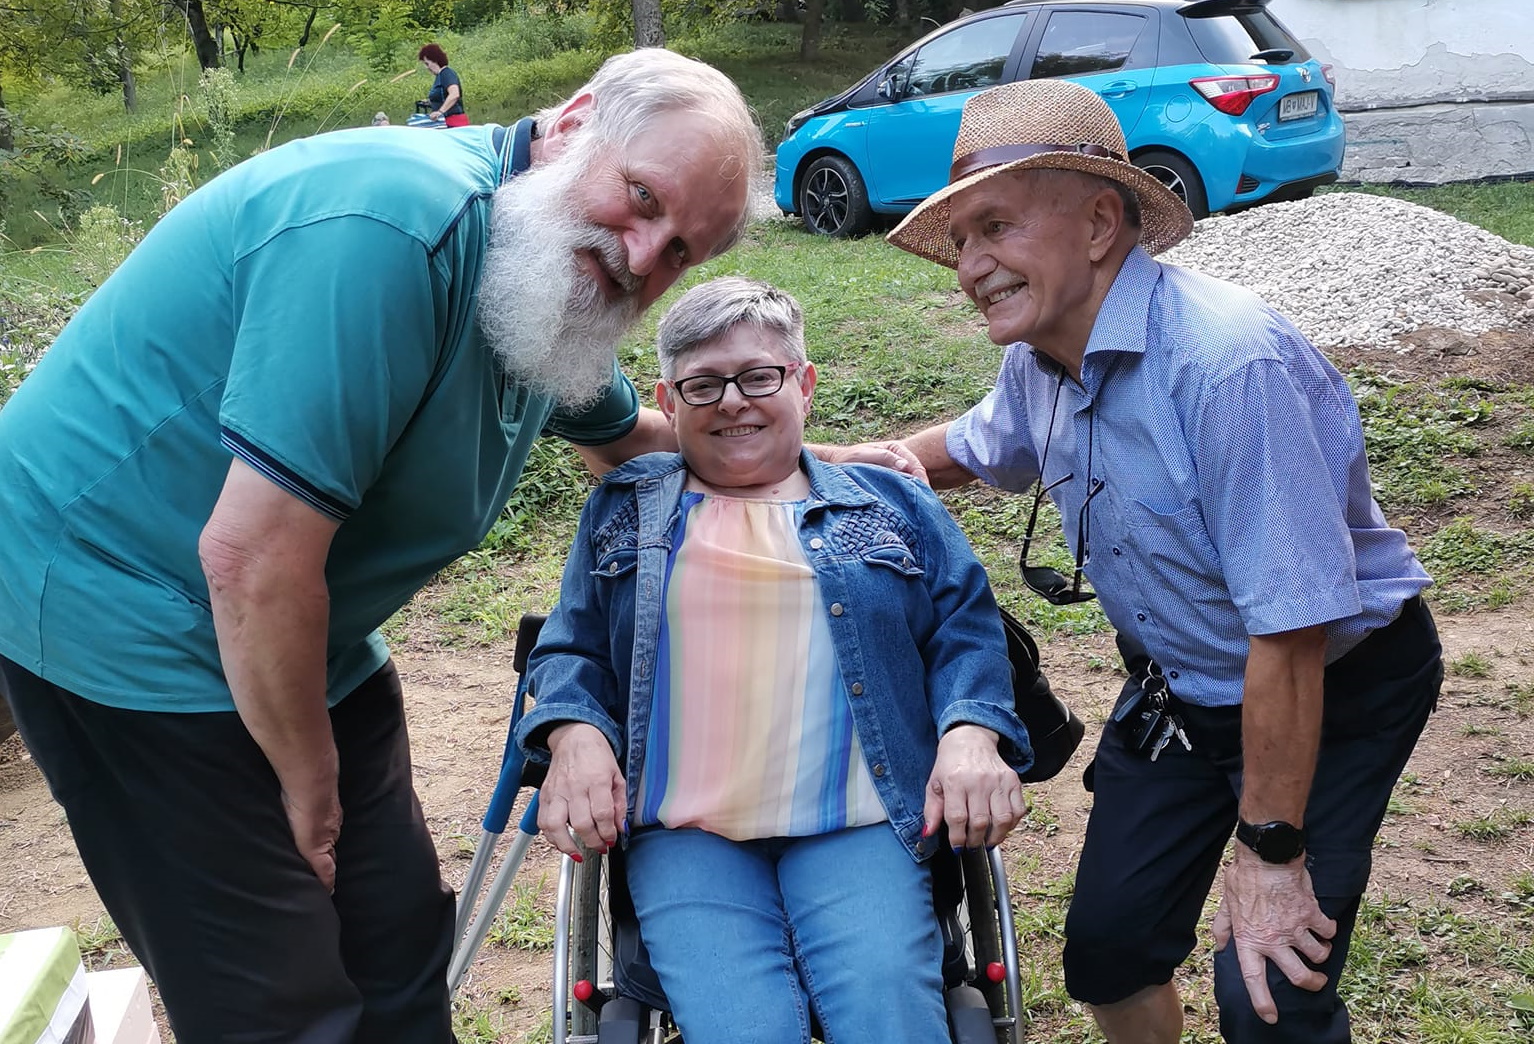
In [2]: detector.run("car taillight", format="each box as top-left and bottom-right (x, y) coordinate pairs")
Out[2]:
(1321, 64), (1336, 87)
(1190, 74), (1280, 116)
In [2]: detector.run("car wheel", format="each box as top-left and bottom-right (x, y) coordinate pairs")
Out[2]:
(1134, 150), (1209, 219)
(799, 155), (874, 237)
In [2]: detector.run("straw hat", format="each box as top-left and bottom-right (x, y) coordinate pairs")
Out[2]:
(887, 79), (1194, 268)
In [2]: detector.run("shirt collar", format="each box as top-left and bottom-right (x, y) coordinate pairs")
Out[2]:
(494, 117), (537, 186)
(1024, 245), (1161, 397)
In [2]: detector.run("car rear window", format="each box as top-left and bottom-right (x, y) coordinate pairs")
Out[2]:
(1183, 10), (1311, 65)
(1030, 10), (1150, 78)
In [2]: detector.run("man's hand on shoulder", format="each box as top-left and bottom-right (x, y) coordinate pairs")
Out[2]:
(807, 440), (930, 485)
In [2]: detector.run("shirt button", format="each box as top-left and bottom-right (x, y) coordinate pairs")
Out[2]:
(850, 682), (864, 695)
(1136, 612), (1147, 621)
(809, 538), (824, 550)
(872, 763), (886, 777)
(830, 603), (845, 616)
(1112, 547), (1122, 556)
(1169, 671), (1179, 679)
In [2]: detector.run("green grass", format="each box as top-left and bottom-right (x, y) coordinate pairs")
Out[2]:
(1450, 652), (1495, 678)
(485, 878), (556, 952)
(1343, 181), (1534, 249)
(1487, 757), (1534, 782)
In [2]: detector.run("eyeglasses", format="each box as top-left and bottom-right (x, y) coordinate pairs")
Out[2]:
(1019, 371), (1102, 606)
(669, 363), (801, 406)
(1020, 473), (1104, 605)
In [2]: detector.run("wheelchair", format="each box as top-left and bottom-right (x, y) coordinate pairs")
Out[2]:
(548, 838), (1026, 1044)
(449, 613), (1043, 1042)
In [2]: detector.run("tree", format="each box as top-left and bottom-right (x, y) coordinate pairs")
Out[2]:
(631, 0), (665, 46)
(800, 0), (824, 60)
(170, 0), (222, 69)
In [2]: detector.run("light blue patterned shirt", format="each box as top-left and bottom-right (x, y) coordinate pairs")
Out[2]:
(948, 247), (1430, 707)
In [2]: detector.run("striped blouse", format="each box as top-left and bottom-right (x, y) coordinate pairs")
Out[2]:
(634, 491), (887, 840)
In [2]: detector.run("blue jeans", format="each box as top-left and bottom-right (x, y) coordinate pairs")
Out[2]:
(625, 824), (948, 1044)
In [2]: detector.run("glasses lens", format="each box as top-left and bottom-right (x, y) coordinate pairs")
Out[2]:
(1022, 565), (1070, 601)
(677, 376), (724, 405)
(737, 367), (785, 396)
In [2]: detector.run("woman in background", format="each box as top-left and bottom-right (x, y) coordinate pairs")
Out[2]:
(417, 44), (467, 126)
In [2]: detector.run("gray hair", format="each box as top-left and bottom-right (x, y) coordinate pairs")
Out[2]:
(538, 48), (766, 254)
(656, 277), (806, 378)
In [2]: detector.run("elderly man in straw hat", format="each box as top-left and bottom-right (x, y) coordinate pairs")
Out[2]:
(887, 79), (1443, 1042)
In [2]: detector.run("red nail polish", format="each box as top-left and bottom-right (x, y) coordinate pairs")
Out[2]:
(571, 852), (584, 864)
(921, 823), (933, 838)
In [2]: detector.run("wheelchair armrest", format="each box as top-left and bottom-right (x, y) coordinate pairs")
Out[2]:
(513, 613), (548, 674)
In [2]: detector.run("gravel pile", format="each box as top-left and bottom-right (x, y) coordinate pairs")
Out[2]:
(1160, 191), (1534, 352)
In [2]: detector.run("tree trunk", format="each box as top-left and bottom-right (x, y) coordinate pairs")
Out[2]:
(298, 6), (318, 48)
(630, 0), (665, 47)
(110, 0), (137, 111)
(800, 0), (824, 61)
(174, 0), (222, 69)
(0, 84), (12, 153)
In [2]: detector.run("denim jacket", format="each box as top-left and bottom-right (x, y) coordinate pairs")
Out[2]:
(515, 450), (1034, 862)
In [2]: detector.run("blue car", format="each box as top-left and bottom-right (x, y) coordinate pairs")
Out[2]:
(775, 0), (1344, 236)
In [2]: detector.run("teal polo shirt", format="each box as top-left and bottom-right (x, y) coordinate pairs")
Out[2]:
(0, 121), (638, 712)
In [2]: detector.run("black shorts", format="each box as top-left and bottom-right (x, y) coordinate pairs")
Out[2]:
(1062, 599), (1441, 1035)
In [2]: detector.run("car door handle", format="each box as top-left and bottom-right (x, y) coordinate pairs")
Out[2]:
(1101, 80), (1138, 98)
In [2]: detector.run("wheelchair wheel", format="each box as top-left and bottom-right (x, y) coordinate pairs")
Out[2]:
(959, 849), (1024, 1044)
(556, 853), (617, 1043)
(556, 853), (680, 1044)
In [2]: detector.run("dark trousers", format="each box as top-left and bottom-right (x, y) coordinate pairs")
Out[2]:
(1061, 598), (1443, 1042)
(0, 658), (455, 1044)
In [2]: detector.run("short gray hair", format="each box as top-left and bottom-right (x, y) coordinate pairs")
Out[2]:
(1024, 168), (1143, 229)
(539, 49), (766, 254)
(656, 277), (805, 378)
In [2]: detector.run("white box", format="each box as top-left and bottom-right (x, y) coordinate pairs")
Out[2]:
(87, 968), (159, 1044)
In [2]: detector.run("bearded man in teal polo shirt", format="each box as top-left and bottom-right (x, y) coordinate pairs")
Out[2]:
(0, 49), (918, 1043)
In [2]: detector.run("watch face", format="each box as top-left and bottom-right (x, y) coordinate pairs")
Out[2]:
(1241, 820), (1306, 863)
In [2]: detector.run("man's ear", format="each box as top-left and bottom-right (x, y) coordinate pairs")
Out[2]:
(1087, 187), (1129, 263)
(540, 92), (595, 161)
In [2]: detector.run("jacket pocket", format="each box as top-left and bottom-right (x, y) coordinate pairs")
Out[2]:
(861, 543), (924, 577)
(591, 547), (638, 579)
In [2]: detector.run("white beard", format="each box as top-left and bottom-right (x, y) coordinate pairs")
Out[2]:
(477, 142), (643, 409)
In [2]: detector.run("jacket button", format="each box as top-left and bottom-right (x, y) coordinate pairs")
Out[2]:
(830, 603), (844, 616)
(902, 557), (912, 568)
(872, 763), (886, 777)
(608, 562), (619, 574)
(809, 537), (824, 550)
(850, 682), (864, 696)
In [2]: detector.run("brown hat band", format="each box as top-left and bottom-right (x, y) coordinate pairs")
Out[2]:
(949, 142), (1125, 184)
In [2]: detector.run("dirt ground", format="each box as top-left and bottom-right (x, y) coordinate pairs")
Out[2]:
(2, 330), (1533, 1041)
(2, 603), (1531, 1041)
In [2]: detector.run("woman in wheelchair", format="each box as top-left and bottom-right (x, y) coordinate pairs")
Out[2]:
(515, 277), (1034, 1044)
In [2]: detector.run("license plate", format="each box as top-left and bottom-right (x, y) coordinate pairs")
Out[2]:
(1278, 91), (1319, 121)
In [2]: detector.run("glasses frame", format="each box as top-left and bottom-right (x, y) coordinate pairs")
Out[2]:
(1018, 370), (1102, 606)
(668, 362), (803, 407)
(1020, 474), (1104, 605)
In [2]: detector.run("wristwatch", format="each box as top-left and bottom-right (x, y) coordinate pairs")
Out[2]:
(1235, 819), (1307, 863)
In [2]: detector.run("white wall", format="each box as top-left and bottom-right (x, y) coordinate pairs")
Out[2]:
(1272, 0), (1534, 182)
